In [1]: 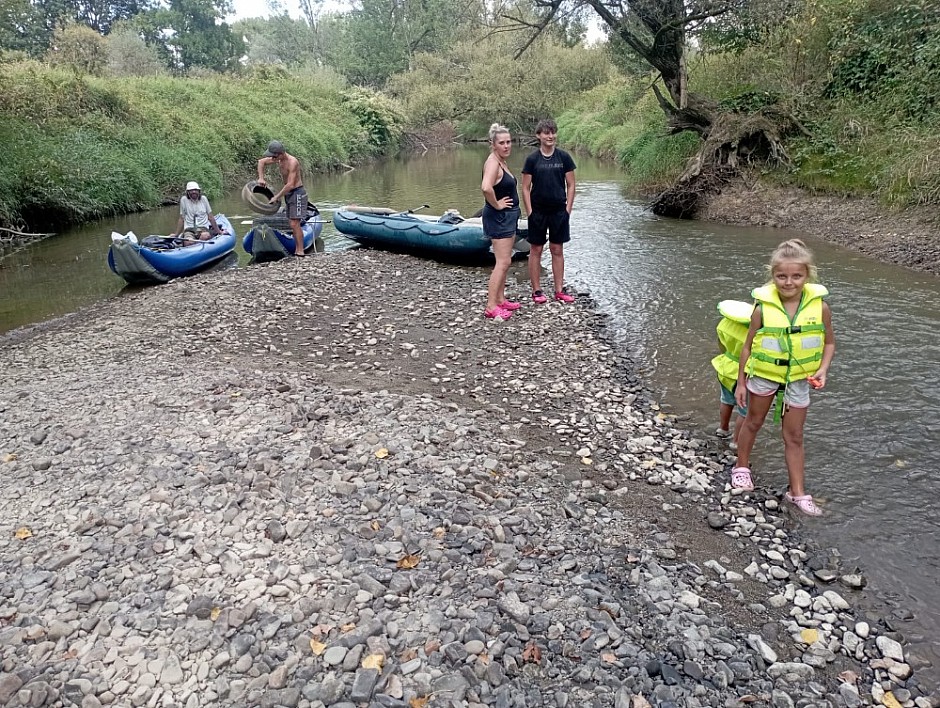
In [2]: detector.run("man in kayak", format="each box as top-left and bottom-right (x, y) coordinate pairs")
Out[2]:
(169, 181), (224, 242)
(257, 140), (308, 257)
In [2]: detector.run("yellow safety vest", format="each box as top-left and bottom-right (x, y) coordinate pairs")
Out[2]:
(745, 283), (828, 384)
(710, 300), (753, 391)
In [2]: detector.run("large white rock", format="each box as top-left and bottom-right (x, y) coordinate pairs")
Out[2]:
(876, 635), (904, 662)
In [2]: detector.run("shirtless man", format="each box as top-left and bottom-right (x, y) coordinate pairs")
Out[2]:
(257, 140), (308, 256)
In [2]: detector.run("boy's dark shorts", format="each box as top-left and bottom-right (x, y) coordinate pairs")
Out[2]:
(526, 208), (570, 245)
(286, 187), (309, 221)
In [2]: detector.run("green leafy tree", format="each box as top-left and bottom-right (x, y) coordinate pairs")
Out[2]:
(137, 0), (243, 73)
(0, 0), (47, 55)
(235, 13), (320, 67)
(105, 19), (165, 74)
(46, 20), (106, 73)
(387, 31), (610, 132)
(699, 0), (801, 53)
(319, 10), (406, 86)
(66, 0), (153, 33)
(1, 0), (152, 56)
(321, 0), (484, 87)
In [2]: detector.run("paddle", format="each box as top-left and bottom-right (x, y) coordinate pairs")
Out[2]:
(404, 204), (430, 214)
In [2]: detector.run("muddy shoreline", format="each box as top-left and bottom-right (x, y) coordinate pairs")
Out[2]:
(702, 181), (940, 276)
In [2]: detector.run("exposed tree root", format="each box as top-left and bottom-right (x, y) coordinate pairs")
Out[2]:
(651, 107), (807, 219)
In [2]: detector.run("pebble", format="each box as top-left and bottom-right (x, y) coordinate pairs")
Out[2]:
(0, 251), (926, 706)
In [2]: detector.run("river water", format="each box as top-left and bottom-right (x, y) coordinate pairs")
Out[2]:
(2, 147), (938, 685)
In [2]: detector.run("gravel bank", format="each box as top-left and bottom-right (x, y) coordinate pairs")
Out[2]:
(702, 182), (940, 277)
(0, 251), (934, 707)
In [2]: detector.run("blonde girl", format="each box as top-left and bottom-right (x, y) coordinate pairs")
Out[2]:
(730, 239), (836, 515)
(481, 123), (521, 320)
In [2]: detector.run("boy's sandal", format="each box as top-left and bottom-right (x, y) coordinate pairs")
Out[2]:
(730, 466), (754, 491)
(785, 492), (822, 516)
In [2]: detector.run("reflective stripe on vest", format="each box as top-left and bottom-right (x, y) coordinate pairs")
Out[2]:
(745, 283), (828, 384)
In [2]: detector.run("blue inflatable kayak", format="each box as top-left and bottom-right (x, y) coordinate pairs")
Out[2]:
(333, 206), (529, 260)
(108, 215), (236, 285)
(242, 214), (325, 262)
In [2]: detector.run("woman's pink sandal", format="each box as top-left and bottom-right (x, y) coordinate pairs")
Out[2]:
(785, 492), (822, 516)
(730, 466), (754, 491)
(499, 300), (522, 311)
(484, 307), (512, 320)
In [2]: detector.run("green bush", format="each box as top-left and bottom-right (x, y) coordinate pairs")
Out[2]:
(387, 35), (612, 136)
(46, 23), (107, 76)
(106, 24), (167, 77)
(558, 78), (700, 191)
(341, 87), (405, 153)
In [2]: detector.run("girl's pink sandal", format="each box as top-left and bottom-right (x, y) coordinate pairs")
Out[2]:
(730, 466), (754, 491)
(785, 492), (822, 516)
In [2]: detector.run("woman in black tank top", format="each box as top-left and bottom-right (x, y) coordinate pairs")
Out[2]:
(481, 123), (521, 320)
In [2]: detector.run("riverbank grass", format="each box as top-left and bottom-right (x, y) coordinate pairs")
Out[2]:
(0, 63), (400, 229)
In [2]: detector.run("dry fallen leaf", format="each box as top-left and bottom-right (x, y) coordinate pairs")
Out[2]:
(341, 623), (356, 633)
(309, 639), (326, 656)
(601, 652), (617, 663)
(14, 527), (32, 540)
(800, 628), (819, 644)
(424, 638), (440, 655)
(399, 647), (418, 662)
(838, 670), (858, 685)
(882, 692), (903, 708)
(522, 642), (542, 664)
(2, 453), (18, 463)
(396, 554), (420, 569)
(477, 652), (490, 666)
(432, 527), (445, 539)
(362, 654), (384, 670)
(631, 696), (652, 708)
(579, 629), (592, 640)
(375, 448), (389, 459)
(371, 520), (381, 531)
(210, 607), (221, 621)
(229, 392), (241, 398)
(739, 696), (758, 704)
(409, 697), (429, 708)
